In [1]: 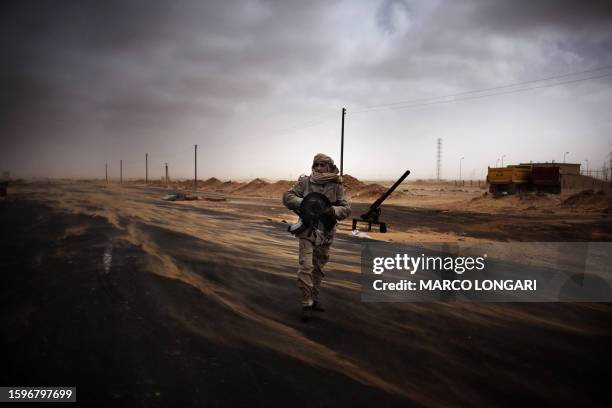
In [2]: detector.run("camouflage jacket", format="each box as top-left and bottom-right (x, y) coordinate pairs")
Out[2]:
(282, 175), (351, 244)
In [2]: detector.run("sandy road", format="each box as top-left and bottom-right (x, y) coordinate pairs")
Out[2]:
(1, 181), (612, 406)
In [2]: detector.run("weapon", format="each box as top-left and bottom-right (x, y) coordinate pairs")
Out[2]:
(288, 192), (336, 235)
(351, 170), (410, 233)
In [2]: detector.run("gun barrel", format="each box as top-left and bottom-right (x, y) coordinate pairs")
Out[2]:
(354, 169), (411, 232)
(369, 169), (410, 209)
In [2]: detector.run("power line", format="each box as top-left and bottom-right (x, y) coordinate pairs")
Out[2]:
(265, 113), (338, 137)
(352, 70), (612, 114)
(250, 65), (612, 136)
(103, 65), (612, 180)
(153, 147), (192, 164)
(351, 65), (612, 113)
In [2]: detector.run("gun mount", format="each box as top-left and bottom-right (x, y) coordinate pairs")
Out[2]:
(351, 170), (410, 233)
(0, 181), (8, 198)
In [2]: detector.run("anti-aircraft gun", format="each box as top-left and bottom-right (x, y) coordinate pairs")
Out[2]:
(351, 170), (410, 233)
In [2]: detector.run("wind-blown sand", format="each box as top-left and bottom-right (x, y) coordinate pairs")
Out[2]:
(1, 180), (611, 406)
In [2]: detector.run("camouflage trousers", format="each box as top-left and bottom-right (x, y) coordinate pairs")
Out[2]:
(297, 238), (331, 306)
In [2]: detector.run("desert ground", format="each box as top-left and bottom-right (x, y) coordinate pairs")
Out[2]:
(1, 179), (612, 406)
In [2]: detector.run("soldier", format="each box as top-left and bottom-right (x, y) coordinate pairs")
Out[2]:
(283, 153), (351, 321)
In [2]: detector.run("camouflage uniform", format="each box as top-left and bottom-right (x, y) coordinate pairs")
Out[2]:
(282, 154), (351, 306)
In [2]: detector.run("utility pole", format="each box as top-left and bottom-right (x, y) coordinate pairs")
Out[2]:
(165, 163), (169, 187)
(436, 138), (442, 182)
(145, 153), (148, 185)
(585, 159), (589, 176)
(459, 157), (464, 183)
(120, 160), (122, 184)
(105, 163), (108, 184)
(609, 148), (612, 185)
(194, 144), (197, 191)
(340, 108), (346, 176)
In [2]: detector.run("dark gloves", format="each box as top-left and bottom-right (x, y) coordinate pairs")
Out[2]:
(323, 206), (335, 217)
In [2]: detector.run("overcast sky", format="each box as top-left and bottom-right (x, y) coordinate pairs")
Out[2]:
(2, 0), (612, 181)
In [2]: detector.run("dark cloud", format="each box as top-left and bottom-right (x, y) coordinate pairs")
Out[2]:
(1, 0), (611, 178)
(0, 0), (337, 141)
(466, 0), (612, 32)
(345, 0), (612, 95)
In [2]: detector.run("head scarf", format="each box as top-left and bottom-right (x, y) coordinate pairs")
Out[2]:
(310, 153), (341, 184)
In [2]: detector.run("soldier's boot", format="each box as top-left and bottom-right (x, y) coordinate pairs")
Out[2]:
(312, 300), (325, 312)
(301, 305), (313, 322)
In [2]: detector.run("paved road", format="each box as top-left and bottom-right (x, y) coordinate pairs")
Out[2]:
(1, 182), (611, 406)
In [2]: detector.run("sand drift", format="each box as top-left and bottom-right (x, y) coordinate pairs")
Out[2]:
(1, 181), (611, 406)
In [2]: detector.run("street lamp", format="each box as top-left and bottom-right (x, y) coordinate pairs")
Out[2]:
(585, 159), (589, 176)
(459, 157), (464, 183)
(563, 151), (569, 163)
(164, 162), (169, 187)
(501, 155), (506, 167)
(495, 158), (499, 167)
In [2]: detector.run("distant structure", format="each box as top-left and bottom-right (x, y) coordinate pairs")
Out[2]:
(519, 162), (581, 175)
(609, 149), (612, 181)
(436, 138), (442, 182)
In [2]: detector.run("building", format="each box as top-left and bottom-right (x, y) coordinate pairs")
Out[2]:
(520, 162), (581, 175)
